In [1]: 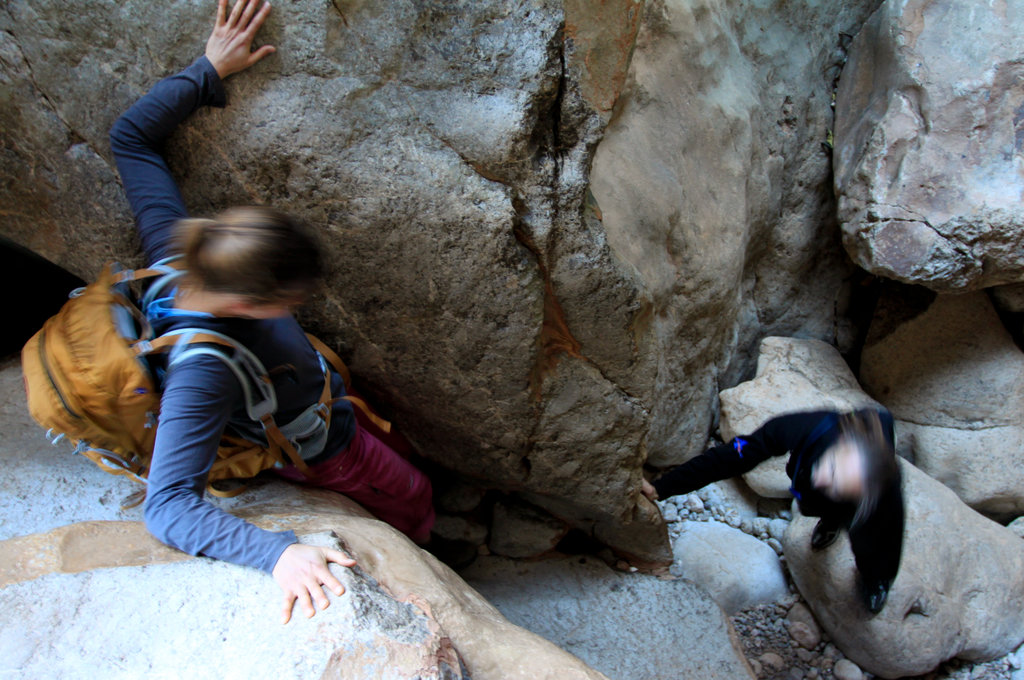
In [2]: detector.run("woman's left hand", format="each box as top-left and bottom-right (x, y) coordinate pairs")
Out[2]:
(205, 0), (276, 79)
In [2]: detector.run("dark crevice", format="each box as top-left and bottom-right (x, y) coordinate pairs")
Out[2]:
(2, 237), (85, 359)
(328, 0), (350, 27)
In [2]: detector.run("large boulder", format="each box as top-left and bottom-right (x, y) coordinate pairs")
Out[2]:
(1, 510), (610, 680)
(833, 0), (1024, 292)
(0, 0), (892, 558)
(859, 286), (1024, 519)
(718, 336), (882, 498)
(783, 460), (1024, 679)
(590, 0), (879, 467)
(3, 529), (471, 680)
(0, 0), (665, 562)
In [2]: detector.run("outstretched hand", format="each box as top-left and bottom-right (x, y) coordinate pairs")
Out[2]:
(641, 478), (658, 502)
(272, 543), (358, 624)
(205, 0), (276, 79)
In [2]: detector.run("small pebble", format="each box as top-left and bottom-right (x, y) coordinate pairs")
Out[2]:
(768, 518), (789, 541)
(832, 658), (863, 680)
(767, 537), (784, 555)
(758, 652), (786, 673)
(789, 621), (821, 650)
(748, 659), (763, 677)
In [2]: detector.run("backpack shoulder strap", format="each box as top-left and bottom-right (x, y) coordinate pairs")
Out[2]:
(141, 328), (313, 476)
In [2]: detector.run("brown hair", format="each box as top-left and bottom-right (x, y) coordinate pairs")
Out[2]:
(174, 207), (323, 304)
(838, 409), (900, 528)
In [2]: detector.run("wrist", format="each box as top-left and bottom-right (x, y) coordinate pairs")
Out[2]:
(205, 54), (230, 80)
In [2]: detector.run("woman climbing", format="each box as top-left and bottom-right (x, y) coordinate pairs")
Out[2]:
(109, 0), (434, 624)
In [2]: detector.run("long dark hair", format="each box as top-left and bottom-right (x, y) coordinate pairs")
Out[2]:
(175, 206), (323, 304)
(838, 409), (900, 527)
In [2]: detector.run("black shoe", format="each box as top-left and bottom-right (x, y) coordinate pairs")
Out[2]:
(861, 579), (890, 614)
(810, 519), (840, 551)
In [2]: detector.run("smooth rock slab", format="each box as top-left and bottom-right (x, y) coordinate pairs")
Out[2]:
(784, 460), (1024, 679)
(834, 0), (1024, 291)
(461, 554), (755, 680)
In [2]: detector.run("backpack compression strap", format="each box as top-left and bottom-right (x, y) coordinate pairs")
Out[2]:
(304, 333), (392, 434)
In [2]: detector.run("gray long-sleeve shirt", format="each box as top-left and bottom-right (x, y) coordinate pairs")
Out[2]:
(109, 57), (355, 573)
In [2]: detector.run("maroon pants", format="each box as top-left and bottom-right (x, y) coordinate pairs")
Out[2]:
(275, 422), (435, 544)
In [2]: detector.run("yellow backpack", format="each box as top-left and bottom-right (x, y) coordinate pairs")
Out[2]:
(21, 261), (383, 507)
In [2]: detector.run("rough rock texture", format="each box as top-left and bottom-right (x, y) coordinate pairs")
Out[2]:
(784, 460), (1024, 679)
(718, 336), (883, 498)
(1, 512), (611, 680)
(669, 520), (790, 614)
(461, 554), (755, 679)
(834, 0), (1024, 292)
(0, 0), (887, 560)
(859, 286), (1024, 518)
(3, 531), (471, 680)
(0, 358), (609, 679)
(590, 0), (880, 467)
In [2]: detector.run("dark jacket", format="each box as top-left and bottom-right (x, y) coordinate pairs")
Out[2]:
(652, 409), (903, 585)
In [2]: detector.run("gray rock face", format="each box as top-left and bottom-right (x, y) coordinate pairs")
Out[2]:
(590, 0), (878, 467)
(0, 0), (664, 561)
(461, 554), (755, 680)
(860, 287), (1024, 518)
(0, 0), (673, 562)
(784, 460), (1024, 679)
(834, 0), (1024, 292)
(0, 0), (884, 559)
(719, 337), (883, 499)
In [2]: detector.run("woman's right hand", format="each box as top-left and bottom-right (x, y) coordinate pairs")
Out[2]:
(271, 543), (358, 624)
(205, 0), (276, 79)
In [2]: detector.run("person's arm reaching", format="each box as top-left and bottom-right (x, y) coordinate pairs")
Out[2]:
(108, 0), (274, 264)
(118, 0), (356, 623)
(649, 410), (835, 501)
(147, 357), (356, 623)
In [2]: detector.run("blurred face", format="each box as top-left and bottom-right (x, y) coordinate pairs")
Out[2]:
(812, 439), (865, 502)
